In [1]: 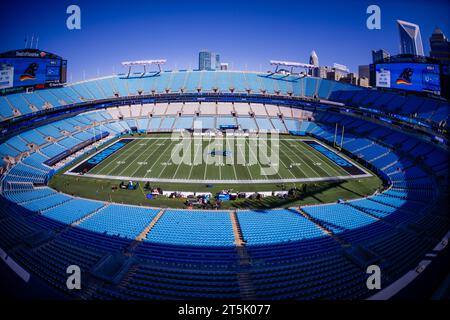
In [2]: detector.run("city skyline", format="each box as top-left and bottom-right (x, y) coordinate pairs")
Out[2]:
(1, 0), (449, 82)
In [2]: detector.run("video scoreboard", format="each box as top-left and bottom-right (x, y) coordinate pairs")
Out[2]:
(375, 62), (441, 95)
(0, 49), (67, 93)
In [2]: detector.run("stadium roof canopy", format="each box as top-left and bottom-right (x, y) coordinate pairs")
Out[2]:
(270, 60), (316, 69)
(121, 59), (167, 77)
(121, 59), (167, 67)
(269, 60), (317, 76)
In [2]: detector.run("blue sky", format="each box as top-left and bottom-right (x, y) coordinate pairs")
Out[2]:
(1, 0), (449, 82)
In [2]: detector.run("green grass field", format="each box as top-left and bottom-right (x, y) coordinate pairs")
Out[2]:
(66, 135), (369, 183)
(49, 134), (383, 209)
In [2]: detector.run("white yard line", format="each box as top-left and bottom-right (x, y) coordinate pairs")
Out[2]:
(156, 140), (182, 178)
(244, 137), (270, 180)
(94, 139), (143, 175)
(311, 139), (372, 176)
(203, 137), (212, 181)
(279, 139), (326, 178)
(170, 139), (192, 179)
(235, 138), (254, 180)
(188, 138), (203, 180)
(202, 137), (226, 181)
(256, 142), (292, 179)
(258, 138), (297, 179)
(144, 140), (176, 178)
(108, 140), (153, 176)
(127, 138), (162, 177)
(292, 140), (347, 177)
(228, 138), (239, 180)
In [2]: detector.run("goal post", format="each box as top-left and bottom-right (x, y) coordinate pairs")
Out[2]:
(333, 123), (344, 151)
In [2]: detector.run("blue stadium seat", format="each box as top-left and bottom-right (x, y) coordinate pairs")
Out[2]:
(79, 204), (158, 239)
(146, 210), (235, 246)
(237, 209), (324, 245)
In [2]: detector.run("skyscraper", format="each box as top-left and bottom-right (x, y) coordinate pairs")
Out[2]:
(372, 49), (390, 64)
(198, 51), (211, 70)
(215, 54), (221, 70)
(309, 50), (319, 66)
(326, 64), (349, 82)
(312, 66), (329, 78)
(309, 51), (319, 76)
(332, 63), (349, 73)
(429, 27), (450, 66)
(358, 65), (370, 79)
(198, 50), (220, 71)
(397, 20), (424, 56)
(430, 27), (450, 100)
(370, 50), (390, 87)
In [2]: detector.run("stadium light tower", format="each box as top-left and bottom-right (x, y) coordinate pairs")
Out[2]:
(121, 59), (167, 77)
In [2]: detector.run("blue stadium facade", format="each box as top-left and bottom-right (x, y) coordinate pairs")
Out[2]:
(0, 70), (449, 299)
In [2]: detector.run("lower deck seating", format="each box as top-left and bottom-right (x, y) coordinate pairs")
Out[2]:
(303, 204), (377, 233)
(117, 263), (241, 299)
(145, 210), (235, 246)
(42, 199), (105, 224)
(21, 193), (73, 212)
(237, 209), (324, 245)
(4, 187), (56, 204)
(79, 205), (159, 239)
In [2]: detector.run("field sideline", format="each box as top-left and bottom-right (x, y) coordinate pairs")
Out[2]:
(65, 136), (371, 184)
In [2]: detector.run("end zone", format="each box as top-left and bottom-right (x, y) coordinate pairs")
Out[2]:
(302, 140), (370, 176)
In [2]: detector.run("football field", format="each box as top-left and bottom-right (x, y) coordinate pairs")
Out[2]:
(66, 136), (371, 184)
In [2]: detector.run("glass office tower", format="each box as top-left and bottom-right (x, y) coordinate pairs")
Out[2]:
(397, 20), (424, 56)
(198, 50), (220, 70)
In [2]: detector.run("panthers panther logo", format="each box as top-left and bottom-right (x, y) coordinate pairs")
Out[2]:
(19, 62), (39, 81)
(396, 67), (413, 85)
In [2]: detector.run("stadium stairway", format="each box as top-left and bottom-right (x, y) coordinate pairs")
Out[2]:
(38, 196), (73, 214)
(296, 207), (348, 246)
(236, 271), (257, 300)
(71, 204), (107, 227)
(229, 210), (252, 265)
(344, 201), (393, 225)
(116, 264), (140, 292)
(124, 208), (166, 255)
(230, 210), (245, 247)
(343, 203), (383, 222)
(229, 210), (256, 299)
